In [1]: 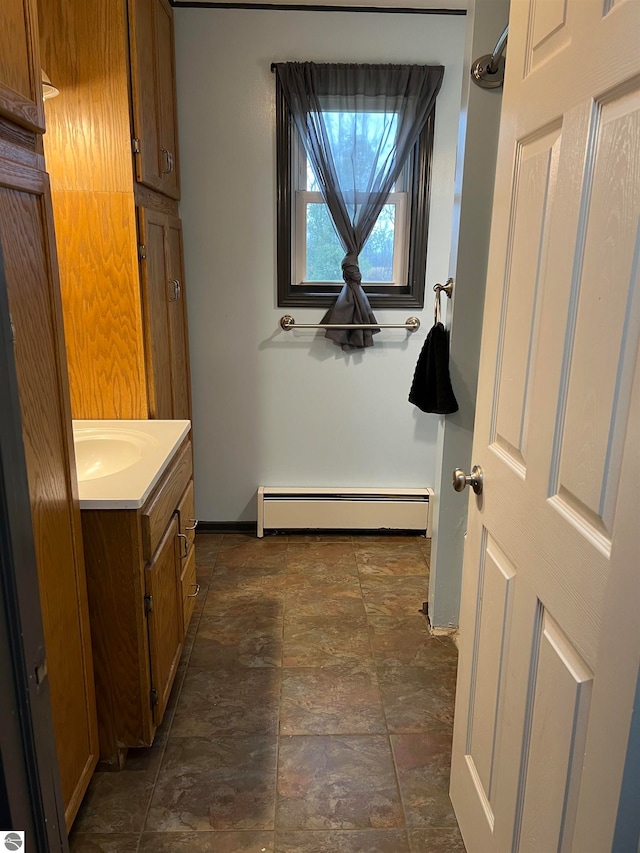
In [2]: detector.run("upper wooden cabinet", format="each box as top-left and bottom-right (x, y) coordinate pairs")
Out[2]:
(37, 0), (191, 421)
(0, 0), (45, 132)
(139, 207), (192, 420)
(129, 0), (180, 199)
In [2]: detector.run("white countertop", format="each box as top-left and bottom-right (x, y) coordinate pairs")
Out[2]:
(73, 419), (191, 510)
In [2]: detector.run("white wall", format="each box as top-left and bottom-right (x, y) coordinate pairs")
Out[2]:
(174, 8), (466, 522)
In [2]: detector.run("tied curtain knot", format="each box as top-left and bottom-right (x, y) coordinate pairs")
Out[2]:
(342, 253), (362, 285)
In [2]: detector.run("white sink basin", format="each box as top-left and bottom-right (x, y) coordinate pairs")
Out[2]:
(73, 420), (191, 509)
(74, 431), (152, 480)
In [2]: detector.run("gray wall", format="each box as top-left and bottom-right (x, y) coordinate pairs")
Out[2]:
(174, 7), (466, 523)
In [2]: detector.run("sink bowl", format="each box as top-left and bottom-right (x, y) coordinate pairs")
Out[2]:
(72, 420), (191, 509)
(74, 429), (157, 481)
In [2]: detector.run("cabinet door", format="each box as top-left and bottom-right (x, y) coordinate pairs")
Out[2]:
(0, 158), (98, 828)
(0, 0), (45, 132)
(177, 480), (198, 635)
(145, 514), (183, 726)
(129, 0), (180, 199)
(154, 0), (179, 199)
(166, 215), (191, 419)
(138, 205), (173, 418)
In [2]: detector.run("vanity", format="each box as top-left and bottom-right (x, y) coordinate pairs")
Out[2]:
(74, 419), (197, 768)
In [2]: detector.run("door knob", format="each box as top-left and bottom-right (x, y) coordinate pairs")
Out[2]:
(452, 465), (484, 495)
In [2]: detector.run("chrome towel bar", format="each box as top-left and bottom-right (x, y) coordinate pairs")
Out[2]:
(280, 315), (420, 332)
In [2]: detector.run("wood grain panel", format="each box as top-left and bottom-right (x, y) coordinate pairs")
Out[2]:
(129, 0), (163, 195)
(37, 0), (133, 193)
(0, 0), (45, 132)
(145, 515), (183, 725)
(155, 0), (180, 198)
(0, 174), (98, 826)
(80, 507), (154, 766)
(134, 181), (179, 216)
(51, 190), (147, 419)
(180, 547), (197, 637)
(138, 206), (173, 418)
(141, 439), (193, 560)
(177, 478), (196, 553)
(166, 216), (191, 419)
(0, 115), (41, 169)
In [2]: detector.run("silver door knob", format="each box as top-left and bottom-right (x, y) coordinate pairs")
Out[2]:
(452, 465), (484, 495)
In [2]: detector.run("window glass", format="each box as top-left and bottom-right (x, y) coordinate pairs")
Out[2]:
(306, 201), (396, 283)
(276, 74), (435, 309)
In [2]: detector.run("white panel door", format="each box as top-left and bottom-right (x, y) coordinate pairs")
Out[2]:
(450, 0), (640, 850)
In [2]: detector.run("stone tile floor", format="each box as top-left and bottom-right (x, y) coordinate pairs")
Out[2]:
(70, 534), (465, 852)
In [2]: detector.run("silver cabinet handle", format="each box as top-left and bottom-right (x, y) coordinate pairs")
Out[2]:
(168, 279), (180, 301)
(187, 583), (200, 598)
(177, 532), (189, 558)
(161, 148), (172, 173)
(452, 465), (484, 495)
(186, 518), (198, 531)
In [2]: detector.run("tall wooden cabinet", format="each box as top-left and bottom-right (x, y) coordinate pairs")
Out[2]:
(37, 0), (191, 421)
(130, 0), (180, 200)
(0, 0), (98, 830)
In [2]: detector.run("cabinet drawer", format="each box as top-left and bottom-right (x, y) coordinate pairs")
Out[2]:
(180, 547), (197, 636)
(177, 479), (196, 553)
(141, 439), (192, 560)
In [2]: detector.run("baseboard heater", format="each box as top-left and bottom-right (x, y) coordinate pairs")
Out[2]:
(257, 486), (433, 538)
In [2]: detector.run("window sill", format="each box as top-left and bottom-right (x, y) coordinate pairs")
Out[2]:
(278, 289), (426, 310)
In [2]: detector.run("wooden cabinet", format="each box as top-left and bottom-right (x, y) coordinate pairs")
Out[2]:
(129, 0), (180, 200)
(145, 516), (183, 723)
(177, 479), (198, 631)
(0, 0), (45, 132)
(139, 207), (191, 419)
(80, 439), (198, 767)
(0, 148), (98, 826)
(36, 0), (191, 421)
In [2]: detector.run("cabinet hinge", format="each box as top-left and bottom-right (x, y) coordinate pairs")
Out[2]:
(138, 244), (147, 260)
(144, 594), (153, 614)
(150, 688), (159, 708)
(132, 137), (140, 154)
(33, 645), (48, 692)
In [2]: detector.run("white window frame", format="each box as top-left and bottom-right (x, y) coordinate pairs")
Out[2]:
(290, 126), (409, 289)
(293, 190), (408, 288)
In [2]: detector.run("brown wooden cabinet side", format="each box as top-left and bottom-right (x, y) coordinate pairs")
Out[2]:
(0, 156), (98, 827)
(38, 0), (148, 419)
(80, 508), (154, 768)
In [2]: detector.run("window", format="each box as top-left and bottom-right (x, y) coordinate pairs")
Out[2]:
(276, 75), (435, 309)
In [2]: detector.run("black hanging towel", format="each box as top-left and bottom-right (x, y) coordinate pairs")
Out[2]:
(408, 290), (458, 414)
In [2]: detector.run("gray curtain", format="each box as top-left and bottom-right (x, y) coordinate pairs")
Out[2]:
(274, 62), (444, 351)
